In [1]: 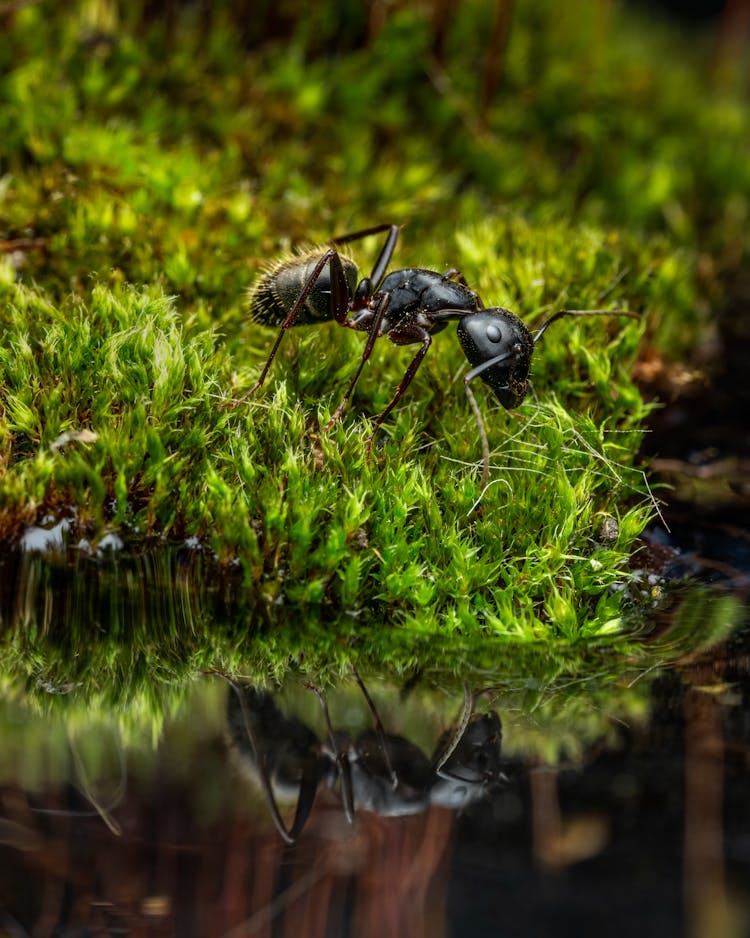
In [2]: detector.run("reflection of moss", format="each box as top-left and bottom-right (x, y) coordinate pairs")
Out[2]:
(0, 551), (743, 758)
(0, 661), (663, 783)
(0, 573), (744, 772)
(2, 2), (748, 636)
(646, 587), (745, 660)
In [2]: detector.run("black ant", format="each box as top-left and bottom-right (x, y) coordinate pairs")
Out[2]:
(226, 674), (505, 844)
(221, 224), (638, 487)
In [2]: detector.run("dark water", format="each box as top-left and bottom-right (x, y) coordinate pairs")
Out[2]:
(0, 541), (748, 937)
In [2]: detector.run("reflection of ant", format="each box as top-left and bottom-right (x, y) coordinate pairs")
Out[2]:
(226, 673), (506, 844)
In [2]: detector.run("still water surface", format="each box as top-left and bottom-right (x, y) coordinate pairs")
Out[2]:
(0, 548), (747, 937)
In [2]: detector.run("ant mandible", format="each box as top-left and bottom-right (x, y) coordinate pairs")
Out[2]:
(221, 224), (638, 488)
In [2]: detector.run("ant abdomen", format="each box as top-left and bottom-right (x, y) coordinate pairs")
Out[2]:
(248, 249), (360, 327)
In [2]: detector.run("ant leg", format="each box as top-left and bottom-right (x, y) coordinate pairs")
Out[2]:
(329, 247), (356, 327)
(442, 268), (468, 285)
(329, 223), (400, 289)
(464, 379), (490, 491)
(229, 680), (319, 845)
(352, 669), (398, 788)
(441, 270), (484, 308)
(330, 223), (400, 300)
(366, 324), (432, 450)
(367, 225), (399, 289)
(322, 292), (392, 432)
(463, 346), (520, 491)
(306, 684), (355, 824)
(220, 248), (350, 408)
(328, 222), (399, 248)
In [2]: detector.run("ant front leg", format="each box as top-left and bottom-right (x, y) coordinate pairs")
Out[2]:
(227, 681), (321, 844)
(220, 248), (351, 408)
(463, 346), (522, 492)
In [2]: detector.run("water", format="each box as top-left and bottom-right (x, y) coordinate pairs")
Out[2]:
(0, 544), (747, 937)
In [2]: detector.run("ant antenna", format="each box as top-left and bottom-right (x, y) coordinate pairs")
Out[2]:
(434, 684), (474, 778)
(533, 309), (639, 344)
(464, 348), (518, 492)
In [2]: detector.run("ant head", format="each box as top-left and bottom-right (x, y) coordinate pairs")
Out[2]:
(430, 712), (506, 808)
(457, 309), (534, 409)
(456, 306), (638, 492)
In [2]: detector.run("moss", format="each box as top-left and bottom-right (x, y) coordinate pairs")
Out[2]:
(0, 256), (657, 638)
(0, 1), (747, 652)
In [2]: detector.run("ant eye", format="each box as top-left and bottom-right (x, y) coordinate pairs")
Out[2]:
(486, 324), (502, 343)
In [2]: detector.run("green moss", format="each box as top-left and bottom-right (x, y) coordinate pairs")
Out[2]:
(0, 259), (652, 638)
(1, 0), (747, 650)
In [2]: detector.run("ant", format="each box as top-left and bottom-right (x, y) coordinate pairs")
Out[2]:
(221, 224), (638, 487)
(226, 674), (505, 844)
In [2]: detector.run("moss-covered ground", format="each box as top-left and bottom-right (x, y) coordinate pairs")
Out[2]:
(1, 1), (748, 665)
